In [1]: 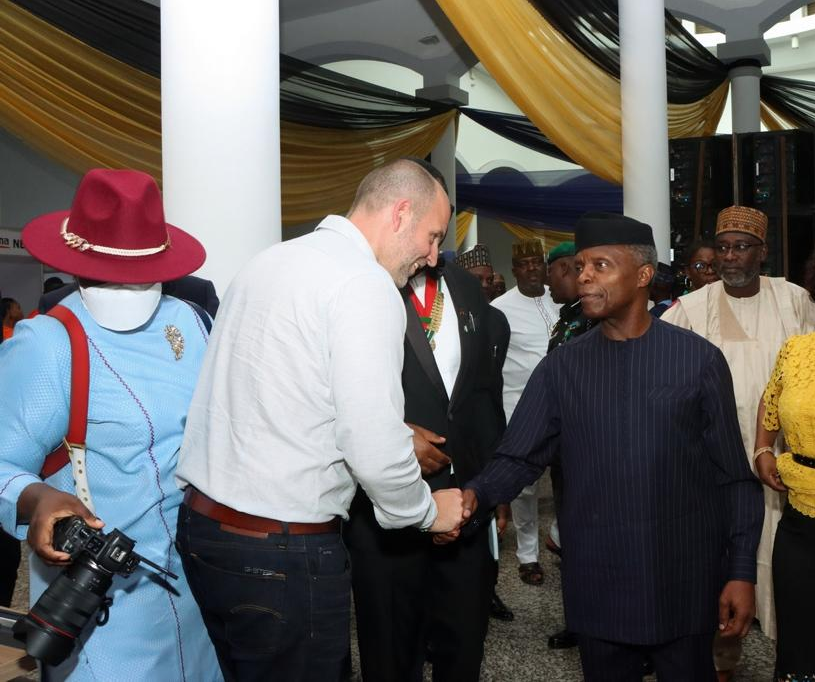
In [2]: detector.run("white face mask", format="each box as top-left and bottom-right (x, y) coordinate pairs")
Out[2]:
(78, 282), (162, 331)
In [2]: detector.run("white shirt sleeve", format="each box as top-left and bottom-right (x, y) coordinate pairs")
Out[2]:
(328, 273), (437, 530)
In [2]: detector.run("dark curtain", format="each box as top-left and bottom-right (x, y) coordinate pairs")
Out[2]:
(761, 75), (815, 129)
(527, 0), (728, 104)
(280, 58), (453, 129)
(460, 108), (573, 162)
(457, 170), (622, 230)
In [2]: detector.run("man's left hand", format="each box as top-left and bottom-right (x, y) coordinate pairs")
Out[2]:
(718, 580), (755, 638)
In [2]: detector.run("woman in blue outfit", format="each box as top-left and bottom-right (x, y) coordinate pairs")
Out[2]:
(0, 169), (222, 681)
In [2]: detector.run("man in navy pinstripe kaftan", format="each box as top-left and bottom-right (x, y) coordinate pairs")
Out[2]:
(464, 213), (764, 681)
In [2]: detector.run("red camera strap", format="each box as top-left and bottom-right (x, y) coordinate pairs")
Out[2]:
(39, 305), (89, 479)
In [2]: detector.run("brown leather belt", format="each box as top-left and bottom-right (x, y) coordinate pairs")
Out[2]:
(183, 487), (340, 536)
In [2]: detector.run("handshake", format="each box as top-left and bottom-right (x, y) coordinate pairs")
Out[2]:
(428, 488), (480, 544)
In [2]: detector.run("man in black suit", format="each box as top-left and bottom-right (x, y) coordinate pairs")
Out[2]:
(455, 243), (514, 621)
(344, 253), (506, 681)
(461, 213), (764, 681)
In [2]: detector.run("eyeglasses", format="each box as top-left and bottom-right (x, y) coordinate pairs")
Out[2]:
(714, 242), (762, 256)
(690, 261), (715, 273)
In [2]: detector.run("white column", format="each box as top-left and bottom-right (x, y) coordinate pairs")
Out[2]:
(463, 214), (478, 249)
(161, 1), (280, 296)
(730, 65), (762, 134)
(430, 119), (458, 252)
(619, 0), (671, 263)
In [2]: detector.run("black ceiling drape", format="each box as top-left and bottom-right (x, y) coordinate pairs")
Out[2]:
(761, 75), (815, 129)
(460, 108), (574, 162)
(12, 0), (161, 76)
(527, 0), (728, 104)
(280, 59), (453, 129)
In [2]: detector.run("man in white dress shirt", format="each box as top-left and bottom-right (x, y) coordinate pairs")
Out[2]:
(175, 159), (467, 681)
(491, 238), (560, 586)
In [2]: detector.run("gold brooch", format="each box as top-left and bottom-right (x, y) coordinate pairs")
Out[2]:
(164, 325), (184, 360)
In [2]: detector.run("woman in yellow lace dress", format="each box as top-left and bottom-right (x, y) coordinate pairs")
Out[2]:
(755, 332), (815, 682)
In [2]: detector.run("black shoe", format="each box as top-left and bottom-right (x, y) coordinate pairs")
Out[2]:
(490, 591), (514, 621)
(547, 628), (578, 649)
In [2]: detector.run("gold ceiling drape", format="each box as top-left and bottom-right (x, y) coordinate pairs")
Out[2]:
(0, 0), (162, 178)
(281, 111), (457, 226)
(455, 210), (475, 248)
(435, 0), (728, 185)
(760, 101), (794, 131)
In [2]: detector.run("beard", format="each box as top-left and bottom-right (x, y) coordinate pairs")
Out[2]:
(390, 220), (426, 288)
(719, 265), (760, 289)
(393, 263), (415, 288)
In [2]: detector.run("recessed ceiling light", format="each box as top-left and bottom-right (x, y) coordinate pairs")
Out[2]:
(419, 34), (440, 45)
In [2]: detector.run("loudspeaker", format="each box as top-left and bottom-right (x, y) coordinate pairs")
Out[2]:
(737, 130), (815, 278)
(669, 131), (815, 282)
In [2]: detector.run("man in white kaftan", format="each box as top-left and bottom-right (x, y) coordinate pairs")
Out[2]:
(663, 206), (815, 675)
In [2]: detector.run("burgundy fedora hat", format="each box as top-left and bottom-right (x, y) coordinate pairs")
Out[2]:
(23, 168), (205, 284)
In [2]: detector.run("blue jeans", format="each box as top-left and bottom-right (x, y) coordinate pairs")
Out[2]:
(176, 504), (351, 682)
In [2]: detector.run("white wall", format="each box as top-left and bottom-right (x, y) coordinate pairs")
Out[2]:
(0, 128), (79, 229)
(0, 256), (43, 314)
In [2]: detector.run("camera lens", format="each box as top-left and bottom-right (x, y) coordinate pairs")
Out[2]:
(14, 558), (113, 665)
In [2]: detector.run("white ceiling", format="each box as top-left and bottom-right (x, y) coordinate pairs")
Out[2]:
(279, 0), (476, 84)
(666, 0), (806, 36)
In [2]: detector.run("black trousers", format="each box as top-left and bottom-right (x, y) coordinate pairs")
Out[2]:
(0, 530), (20, 607)
(344, 494), (494, 682)
(578, 632), (716, 682)
(773, 503), (815, 679)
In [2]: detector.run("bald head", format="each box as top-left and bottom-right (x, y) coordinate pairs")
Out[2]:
(348, 159), (444, 223)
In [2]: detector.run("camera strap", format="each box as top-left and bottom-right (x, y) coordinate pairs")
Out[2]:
(39, 305), (95, 514)
(37, 301), (210, 512)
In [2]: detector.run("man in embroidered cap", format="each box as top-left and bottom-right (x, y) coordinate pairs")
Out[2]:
(0, 168), (221, 680)
(455, 244), (494, 298)
(491, 237), (561, 586)
(459, 212), (763, 681)
(662, 205), (815, 677)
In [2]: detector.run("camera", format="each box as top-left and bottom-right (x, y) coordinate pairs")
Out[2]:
(12, 516), (176, 665)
